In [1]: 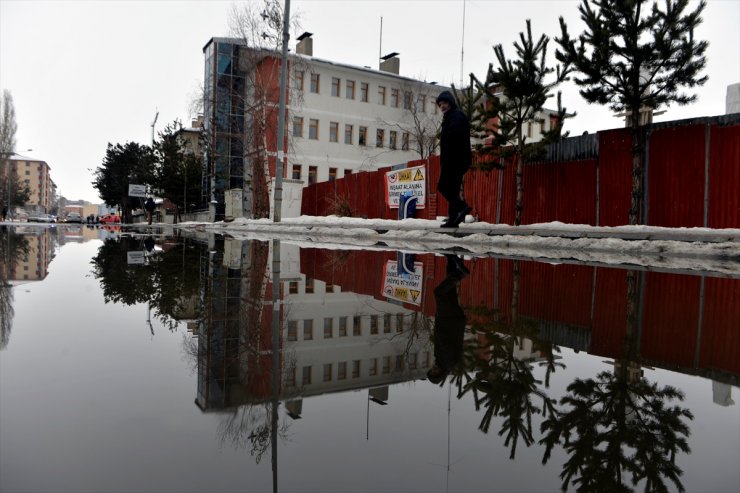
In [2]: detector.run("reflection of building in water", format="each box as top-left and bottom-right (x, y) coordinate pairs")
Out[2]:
(281, 271), (431, 400)
(193, 238), (433, 414)
(6, 229), (53, 282)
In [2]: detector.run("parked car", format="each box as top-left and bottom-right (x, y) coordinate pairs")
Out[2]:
(99, 213), (121, 224)
(65, 212), (83, 223)
(28, 213), (54, 223)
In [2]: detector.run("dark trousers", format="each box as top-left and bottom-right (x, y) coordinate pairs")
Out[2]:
(437, 165), (468, 219)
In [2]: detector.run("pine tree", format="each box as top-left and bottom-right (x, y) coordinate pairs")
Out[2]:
(471, 20), (570, 226)
(555, 0), (708, 225)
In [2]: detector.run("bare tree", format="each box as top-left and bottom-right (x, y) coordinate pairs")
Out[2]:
(0, 90), (17, 155)
(378, 79), (441, 160)
(1, 90), (18, 210)
(207, 0), (306, 219)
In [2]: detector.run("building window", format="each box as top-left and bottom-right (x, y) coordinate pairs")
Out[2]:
(389, 131), (398, 150)
(338, 362), (347, 380)
(346, 80), (355, 99)
(383, 356), (391, 374)
(292, 164), (301, 180)
(331, 77), (341, 97)
(324, 317), (333, 338)
(308, 166), (318, 184)
(287, 320), (297, 341)
(384, 314), (391, 333)
(391, 88), (399, 107)
(289, 281), (299, 293)
(309, 119), (319, 140)
(339, 317), (347, 336)
(359, 126), (368, 146)
(353, 315), (361, 336)
(323, 363), (332, 382)
(370, 315), (378, 334)
(402, 132), (410, 151)
(376, 129), (385, 148)
(369, 358), (378, 376)
(293, 116), (303, 137)
(527, 122), (533, 138)
(404, 91), (412, 110)
(305, 278), (314, 293)
(352, 360), (361, 378)
(303, 319), (313, 340)
(329, 122), (339, 142)
(329, 167), (337, 181)
(360, 82), (369, 102)
(377, 86), (386, 105)
(396, 355), (404, 371)
(287, 367), (296, 387)
(344, 169), (352, 177)
(540, 120), (546, 134)
(310, 73), (320, 93)
(302, 366), (312, 385)
(424, 351), (431, 368)
(396, 314), (404, 332)
(410, 353), (418, 370)
(294, 70), (304, 90)
(419, 94), (427, 113)
(344, 124), (353, 144)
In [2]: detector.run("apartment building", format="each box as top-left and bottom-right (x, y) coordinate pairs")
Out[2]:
(202, 34), (447, 219)
(5, 154), (55, 215)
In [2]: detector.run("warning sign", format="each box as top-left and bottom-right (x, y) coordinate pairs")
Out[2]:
(382, 260), (423, 306)
(385, 165), (426, 209)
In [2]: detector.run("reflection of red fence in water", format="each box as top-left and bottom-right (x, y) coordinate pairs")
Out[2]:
(301, 116), (740, 228)
(300, 247), (740, 380)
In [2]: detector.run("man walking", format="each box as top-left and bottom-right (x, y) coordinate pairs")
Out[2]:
(436, 90), (472, 228)
(145, 197), (156, 225)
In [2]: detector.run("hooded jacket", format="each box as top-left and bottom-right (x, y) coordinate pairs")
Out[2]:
(437, 91), (472, 170)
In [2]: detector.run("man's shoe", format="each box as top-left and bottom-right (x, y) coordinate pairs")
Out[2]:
(451, 205), (472, 226)
(440, 220), (457, 228)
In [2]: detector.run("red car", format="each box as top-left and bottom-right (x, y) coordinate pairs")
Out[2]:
(100, 214), (121, 224)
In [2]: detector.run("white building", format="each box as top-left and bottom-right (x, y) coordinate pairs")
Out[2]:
(202, 34), (447, 220)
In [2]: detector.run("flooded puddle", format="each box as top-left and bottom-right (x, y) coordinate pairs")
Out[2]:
(1, 226), (738, 492)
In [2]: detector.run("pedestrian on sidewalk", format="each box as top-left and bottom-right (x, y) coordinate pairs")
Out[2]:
(145, 197), (156, 225)
(1, 206), (7, 222)
(436, 90), (473, 228)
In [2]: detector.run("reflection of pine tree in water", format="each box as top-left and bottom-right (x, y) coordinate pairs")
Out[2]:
(0, 228), (29, 349)
(451, 260), (562, 459)
(540, 270), (694, 493)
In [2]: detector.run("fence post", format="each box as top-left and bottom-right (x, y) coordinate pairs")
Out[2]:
(703, 124), (711, 227)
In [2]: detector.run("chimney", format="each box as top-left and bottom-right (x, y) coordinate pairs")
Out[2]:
(296, 32), (313, 56)
(380, 52), (400, 74)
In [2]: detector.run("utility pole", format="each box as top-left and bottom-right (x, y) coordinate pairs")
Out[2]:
(272, 0), (291, 222)
(150, 110), (159, 146)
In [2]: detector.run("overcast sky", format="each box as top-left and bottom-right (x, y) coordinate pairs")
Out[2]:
(1, 0), (738, 204)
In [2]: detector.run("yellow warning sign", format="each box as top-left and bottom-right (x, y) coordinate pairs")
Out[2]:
(385, 165), (427, 209)
(381, 260), (424, 306)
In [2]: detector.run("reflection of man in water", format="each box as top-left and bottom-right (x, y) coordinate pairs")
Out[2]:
(143, 236), (155, 253)
(427, 255), (469, 385)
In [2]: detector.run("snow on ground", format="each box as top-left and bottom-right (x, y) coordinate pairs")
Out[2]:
(173, 216), (740, 277)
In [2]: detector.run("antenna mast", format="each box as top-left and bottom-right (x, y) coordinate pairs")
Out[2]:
(460, 0), (466, 87)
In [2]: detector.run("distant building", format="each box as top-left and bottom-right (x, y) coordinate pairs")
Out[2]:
(5, 154), (56, 215)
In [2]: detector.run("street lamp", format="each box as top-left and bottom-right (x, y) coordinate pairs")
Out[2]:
(2, 149), (32, 221)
